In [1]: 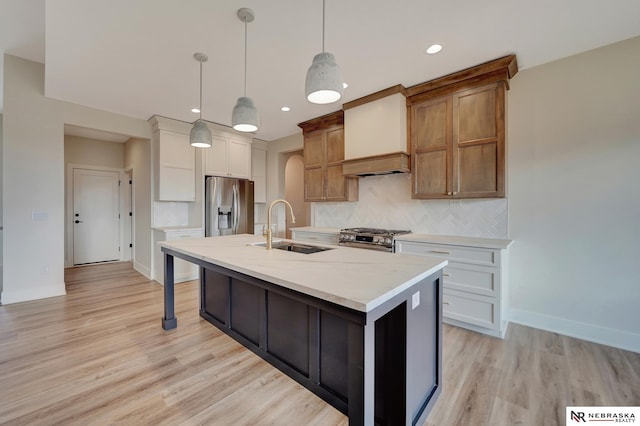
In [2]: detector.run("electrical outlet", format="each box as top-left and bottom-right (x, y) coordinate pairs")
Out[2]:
(412, 291), (420, 310)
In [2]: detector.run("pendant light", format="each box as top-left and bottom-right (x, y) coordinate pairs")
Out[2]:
(305, 0), (343, 104)
(190, 52), (212, 148)
(232, 8), (259, 133)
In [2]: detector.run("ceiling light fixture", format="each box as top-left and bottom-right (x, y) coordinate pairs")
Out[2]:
(281, 106), (291, 112)
(305, 0), (343, 104)
(232, 8), (259, 133)
(191, 108), (200, 113)
(426, 44), (443, 55)
(190, 53), (212, 148)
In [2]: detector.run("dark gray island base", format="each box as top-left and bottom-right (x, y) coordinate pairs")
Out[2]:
(161, 246), (443, 426)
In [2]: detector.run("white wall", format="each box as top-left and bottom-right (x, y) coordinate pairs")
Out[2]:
(1, 54), (150, 304)
(507, 36), (640, 352)
(64, 135), (125, 169)
(125, 138), (152, 278)
(265, 133), (304, 237)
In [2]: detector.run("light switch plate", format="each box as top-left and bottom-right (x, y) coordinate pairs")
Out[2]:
(412, 291), (420, 310)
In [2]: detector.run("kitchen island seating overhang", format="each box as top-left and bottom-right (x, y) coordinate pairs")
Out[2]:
(159, 234), (447, 425)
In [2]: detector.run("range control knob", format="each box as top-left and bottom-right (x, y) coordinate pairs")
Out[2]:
(385, 237), (392, 245)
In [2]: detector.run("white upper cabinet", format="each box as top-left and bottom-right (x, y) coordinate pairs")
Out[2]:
(204, 134), (252, 179)
(149, 116), (196, 202)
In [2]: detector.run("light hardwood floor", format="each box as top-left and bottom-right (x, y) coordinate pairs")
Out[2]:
(0, 262), (638, 425)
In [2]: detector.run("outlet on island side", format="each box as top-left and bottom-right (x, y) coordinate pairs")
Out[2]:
(412, 291), (420, 310)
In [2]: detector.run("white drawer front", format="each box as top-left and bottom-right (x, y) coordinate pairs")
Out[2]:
(443, 290), (496, 330)
(444, 262), (497, 297)
(166, 230), (204, 241)
(396, 241), (497, 266)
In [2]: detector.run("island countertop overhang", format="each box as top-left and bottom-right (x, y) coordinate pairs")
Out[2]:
(159, 234), (447, 313)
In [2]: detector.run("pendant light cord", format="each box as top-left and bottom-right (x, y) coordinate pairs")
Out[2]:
(199, 59), (203, 121)
(244, 19), (248, 96)
(322, 0), (326, 53)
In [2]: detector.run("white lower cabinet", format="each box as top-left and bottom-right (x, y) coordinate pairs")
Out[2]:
(153, 227), (204, 284)
(395, 236), (511, 338)
(291, 227), (340, 245)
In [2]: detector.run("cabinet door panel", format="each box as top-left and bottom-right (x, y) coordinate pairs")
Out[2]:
(204, 136), (229, 176)
(414, 99), (450, 150)
(203, 268), (230, 324)
(457, 87), (496, 142)
(266, 292), (309, 375)
(319, 311), (349, 400)
(304, 167), (324, 201)
(457, 142), (498, 194)
(304, 131), (324, 168)
(325, 164), (346, 201)
(325, 127), (345, 164)
(413, 151), (448, 198)
(230, 278), (261, 345)
(228, 139), (251, 178)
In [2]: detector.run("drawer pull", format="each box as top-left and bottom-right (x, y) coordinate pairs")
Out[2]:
(430, 250), (451, 255)
(443, 302), (451, 305)
(443, 273), (450, 277)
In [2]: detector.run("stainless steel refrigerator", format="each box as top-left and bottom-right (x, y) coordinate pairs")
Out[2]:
(205, 176), (254, 237)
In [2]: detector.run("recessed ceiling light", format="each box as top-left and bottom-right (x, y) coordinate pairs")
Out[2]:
(281, 106), (291, 112)
(426, 44), (443, 55)
(191, 108), (200, 113)
(343, 82), (348, 89)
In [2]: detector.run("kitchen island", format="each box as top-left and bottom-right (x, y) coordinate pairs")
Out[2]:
(159, 234), (447, 426)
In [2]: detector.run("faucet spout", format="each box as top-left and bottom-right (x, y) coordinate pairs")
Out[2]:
(266, 199), (296, 250)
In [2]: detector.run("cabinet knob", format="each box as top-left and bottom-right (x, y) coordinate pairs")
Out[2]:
(453, 191), (458, 195)
(447, 192), (452, 195)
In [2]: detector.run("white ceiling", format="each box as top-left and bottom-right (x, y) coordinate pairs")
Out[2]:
(2, 0), (640, 141)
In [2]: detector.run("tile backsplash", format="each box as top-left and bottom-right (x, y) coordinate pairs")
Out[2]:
(153, 201), (189, 227)
(313, 174), (508, 239)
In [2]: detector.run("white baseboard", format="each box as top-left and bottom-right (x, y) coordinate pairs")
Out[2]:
(510, 308), (640, 354)
(134, 261), (152, 280)
(1, 284), (66, 305)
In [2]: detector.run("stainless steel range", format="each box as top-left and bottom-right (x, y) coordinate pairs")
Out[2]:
(338, 228), (411, 252)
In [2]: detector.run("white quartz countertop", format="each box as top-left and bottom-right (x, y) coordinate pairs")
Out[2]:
(159, 234), (446, 313)
(394, 233), (513, 250)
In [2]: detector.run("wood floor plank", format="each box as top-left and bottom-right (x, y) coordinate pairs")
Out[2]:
(0, 262), (638, 426)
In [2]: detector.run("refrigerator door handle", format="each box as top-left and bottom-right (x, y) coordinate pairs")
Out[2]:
(232, 184), (240, 233)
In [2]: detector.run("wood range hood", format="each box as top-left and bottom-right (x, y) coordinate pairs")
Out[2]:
(342, 85), (411, 177)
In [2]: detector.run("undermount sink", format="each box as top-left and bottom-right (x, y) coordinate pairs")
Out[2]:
(250, 240), (335, 254)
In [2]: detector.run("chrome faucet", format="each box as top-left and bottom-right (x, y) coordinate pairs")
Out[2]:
(266, 199), (296, 250)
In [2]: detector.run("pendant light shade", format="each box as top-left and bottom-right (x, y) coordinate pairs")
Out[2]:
(305, 0), (343, 104)
(305, 52), (343, 104)
(190, 119), (212, 148)
(190, 52), (212, 148)
(232, 8), (259, 133)
(232, 97), (259, 132)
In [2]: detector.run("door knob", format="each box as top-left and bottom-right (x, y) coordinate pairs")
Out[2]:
(75, 220), (83, 224)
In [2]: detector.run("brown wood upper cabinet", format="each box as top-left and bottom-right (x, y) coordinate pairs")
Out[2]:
(408, 55), (517, 199)
(298, 111), (358, 202)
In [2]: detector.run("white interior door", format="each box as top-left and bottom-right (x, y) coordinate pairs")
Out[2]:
(73, 169), (121, 265)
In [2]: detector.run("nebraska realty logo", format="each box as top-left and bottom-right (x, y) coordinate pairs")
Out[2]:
(567, 407), (638, 423)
